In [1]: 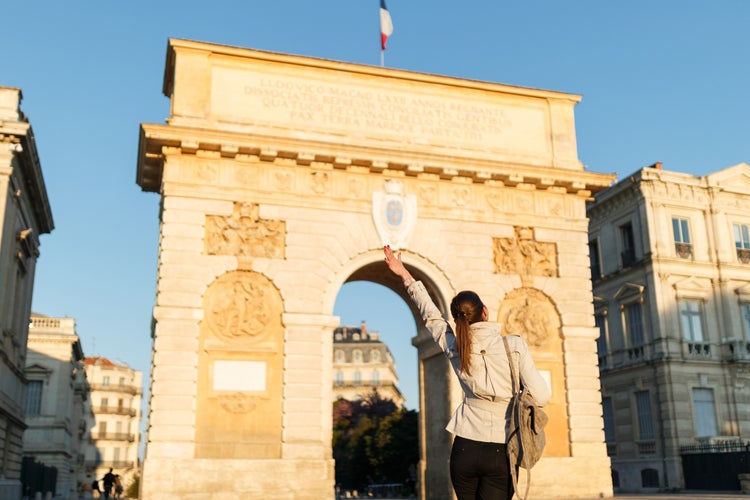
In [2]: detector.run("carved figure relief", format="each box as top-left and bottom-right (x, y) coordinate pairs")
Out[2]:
(204, 271), (282, 343)
(493, 226), (557, 278)
(206, 202), (285, 259)
(498, 288), (559, 349)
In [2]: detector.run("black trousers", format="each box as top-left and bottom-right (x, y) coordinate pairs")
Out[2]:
(450, 436), (514, 500)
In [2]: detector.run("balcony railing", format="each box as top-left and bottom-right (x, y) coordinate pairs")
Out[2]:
(686, 342), (711, 357)
(675, 242), (693, 259)
(723, 340), (750, 361)
(94, 406), (137, 417)
(89, 383), (140, 395)
(90, 432), (135, 442)
(84, 460), (136, 469)
(637, 441), (656, 456)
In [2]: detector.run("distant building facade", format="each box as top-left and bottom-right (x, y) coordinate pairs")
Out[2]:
(24, 314), (88, 500)
(81, 357), (142, 493)
(588, 162), (750, 492)
(333, 322), (404, 407)
(0, 87), (54, 499)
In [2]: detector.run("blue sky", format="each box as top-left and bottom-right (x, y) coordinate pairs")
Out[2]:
(6, 1), (748, 411)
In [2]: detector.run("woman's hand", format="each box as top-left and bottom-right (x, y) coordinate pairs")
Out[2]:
(384, 245), (414, 283)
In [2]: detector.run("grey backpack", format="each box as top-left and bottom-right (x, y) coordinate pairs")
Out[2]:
(503, 336), (548, 499)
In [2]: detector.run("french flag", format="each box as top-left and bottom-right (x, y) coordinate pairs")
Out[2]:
(380, 0), (394, 50)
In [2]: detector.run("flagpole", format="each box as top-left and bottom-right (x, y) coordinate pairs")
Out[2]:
(381, 50), (384, 68)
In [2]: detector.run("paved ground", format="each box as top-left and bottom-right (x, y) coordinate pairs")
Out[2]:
(542, 494), (746, 500)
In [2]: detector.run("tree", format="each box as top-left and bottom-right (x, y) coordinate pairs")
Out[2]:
(333, 390), (418, 494)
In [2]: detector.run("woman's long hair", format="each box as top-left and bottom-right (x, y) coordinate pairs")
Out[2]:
(450, 291), (485, 376)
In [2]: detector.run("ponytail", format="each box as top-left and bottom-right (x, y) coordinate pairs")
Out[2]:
(450, 291), (486, 376)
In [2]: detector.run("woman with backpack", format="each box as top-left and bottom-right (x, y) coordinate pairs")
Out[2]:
(383, 245), (550, 500)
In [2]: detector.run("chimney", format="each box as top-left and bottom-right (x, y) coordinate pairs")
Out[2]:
(360, 321), (367, 337)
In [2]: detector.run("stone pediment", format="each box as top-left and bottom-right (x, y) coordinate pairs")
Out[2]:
(706, 163), (750, 194)
(735, 283), (750, 301)
(613, 282), (644, 303)
(672, 276), (712, 299)
(25, 363), (52, 377)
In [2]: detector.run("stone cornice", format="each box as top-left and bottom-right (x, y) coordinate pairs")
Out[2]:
(0, 122), (54, 234)
(137, 123), (615, 197)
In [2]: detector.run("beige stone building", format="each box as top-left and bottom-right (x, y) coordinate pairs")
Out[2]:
(136, 38), (616, 499)
(23, 314), (88, 499)
(81, 357), (142, 493)
(333, 322), (404, 407)
(588, 162), (750, 492)
(0, 87), (54, 499)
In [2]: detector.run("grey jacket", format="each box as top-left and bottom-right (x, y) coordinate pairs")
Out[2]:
(407, 280), (551, 443)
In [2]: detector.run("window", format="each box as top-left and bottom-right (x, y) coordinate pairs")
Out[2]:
(371, 350), (380, 363)
(335, 371), (343, 386)
(119, 377), (125, 387)
(635, 391), (654, 440)
(624, 302), (645, 347)
(692, 388), (718, 438)
(371, 370), (380, 386)
(641, 468), (659, 488)
(672, 217), (692, 258)
(353, 350), (362, 363)
(680, 300), (704, 342)
(620, 223), (636, 267)
(602, 397), (616, 443)
(733, 223), (750, 263)
(102, 376), (110, 387)
(334, 350), (344, 363)
(101, 398), (109, 409)
(25, 380), (43, 416)
(353, 371), (361, 384)
(733, 223), (750, 249)
(741, 303), (750, 340)
(589, 240), (602, 280)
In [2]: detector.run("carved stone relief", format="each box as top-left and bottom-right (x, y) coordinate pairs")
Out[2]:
(311, 171), (330, 194)
(203, 271), (283, 344)
(493, 226), (558, 279)
(497, 288), (560, 349)
(216, 393), (259, 414)
(205, 202), (285, 259)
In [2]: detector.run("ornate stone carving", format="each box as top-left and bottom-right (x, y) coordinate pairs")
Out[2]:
(493, 226), (557, 278)
(206, 202), (285, 259)
(216, 393), (259, 413)
(452, 186), (470, 207)
(498, 288), (559, 349)
(204, 271), (282, 343)
(372, 179), (417, 250)
(311, 171), (330, 194)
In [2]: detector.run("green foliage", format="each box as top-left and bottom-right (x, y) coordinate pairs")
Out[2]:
(332, 390), (419, 494)
(125, 473), (140, 499)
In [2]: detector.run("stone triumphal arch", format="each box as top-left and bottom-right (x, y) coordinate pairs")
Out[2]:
(136, 38), (616, 499)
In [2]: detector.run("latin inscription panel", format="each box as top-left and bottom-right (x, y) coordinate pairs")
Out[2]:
(210, 66), (551, 157)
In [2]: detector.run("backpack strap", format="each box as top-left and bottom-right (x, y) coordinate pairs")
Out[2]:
(503, 336), (531, 500)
